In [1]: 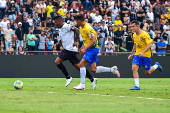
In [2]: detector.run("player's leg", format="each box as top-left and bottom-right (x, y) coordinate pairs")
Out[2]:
(90, 55), (120, 77)
(131, 64), (140, 89)
(73, 63), (94, 82)
(55, 57), (68, 78)
(73, 59), (89, 90)
(142, 57), (163, 75)
(95, 66), (120, 77)
(73, 63), (97, 90)
(55, 57), (73, 87)
(69, 53), (97, 90)
(69, 53), (95, 83)
(145, 62), (163, 75)
(55, 50), (75, 86)
(130, 55), (141, 90)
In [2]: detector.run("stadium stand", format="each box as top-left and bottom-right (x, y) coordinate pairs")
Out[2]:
(0, 0), (170, 56)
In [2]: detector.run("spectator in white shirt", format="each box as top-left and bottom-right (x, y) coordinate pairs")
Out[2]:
(108, 0), (115, 8)
(69, 5), (79, 17)
(0, 16), (10, 44)
(163, 21), (170, 45)
(92, 11), (102, 23)
(106, 1), (120, 23)
(131, 0), (141, 10)
(147, 8), (154, 29)
(106, 26), (114, 41)
(0, 0), (8, 19)
(38, 30), (46, 54)
(141, 0), (150, 6)
(105, 36), (115, 56)
(165, 0), (170, 9)
(99, 20), (107, 52)
(4, 23), (13, 51)
(151, 43), (156, 56)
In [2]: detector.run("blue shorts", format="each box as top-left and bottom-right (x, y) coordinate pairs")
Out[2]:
(83, 48), (99, 66)
(132, 55), (151, 70)
(8, 14), (16, 20)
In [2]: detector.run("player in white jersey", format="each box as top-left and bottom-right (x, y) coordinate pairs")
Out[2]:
(54, 16), (97, 90)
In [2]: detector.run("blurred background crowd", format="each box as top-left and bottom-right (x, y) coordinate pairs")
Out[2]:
(0, 0), (170, 56)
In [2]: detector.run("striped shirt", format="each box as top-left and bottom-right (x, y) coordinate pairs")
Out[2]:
(59, 23), (78, 52)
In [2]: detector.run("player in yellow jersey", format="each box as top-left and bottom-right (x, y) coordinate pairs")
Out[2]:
(128, 20), (163, 90)
(73, 14), (120, 90)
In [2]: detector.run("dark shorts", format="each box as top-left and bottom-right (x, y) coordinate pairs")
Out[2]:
(1, 34), (4, 41)
(132, 55), (151, 70)
(28, 45), (35, 51)
(38, 13), (42, 20)
(115, 38), (122, 45)
(58, 49), (80, 64)
(99, 8), (104, 13)
(41, 13), (47, 21)
(28, 45), (35, 54)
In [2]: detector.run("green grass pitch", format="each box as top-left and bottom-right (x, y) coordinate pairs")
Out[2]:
(0, 78), (170, 113)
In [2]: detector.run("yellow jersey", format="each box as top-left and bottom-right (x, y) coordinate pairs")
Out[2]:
(114, 20), (122, 32)
(57, 8), (67, 18)
(46, 5), (54, 17)
(133, 30), (153, 58)
(161, 14), (168, 24)
(168, 8), (170, 19)
(79, 23), (99, 49)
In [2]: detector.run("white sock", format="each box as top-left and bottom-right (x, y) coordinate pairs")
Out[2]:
(96, 66), (113, 73)
(153, 65), (158, 70)
(134, 78), (139, 87)
(80, 67), (86, 84)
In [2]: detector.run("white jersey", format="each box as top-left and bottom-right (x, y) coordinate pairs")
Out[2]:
(36, 3), (46, 9)
(59, 23), (78, 52)
(0, 21), (10, 34)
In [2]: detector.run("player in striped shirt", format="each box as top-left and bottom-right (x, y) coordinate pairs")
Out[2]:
(54, 16), (97, 90)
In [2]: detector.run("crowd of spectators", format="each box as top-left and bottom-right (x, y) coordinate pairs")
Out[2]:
(0, 0), (170, 56)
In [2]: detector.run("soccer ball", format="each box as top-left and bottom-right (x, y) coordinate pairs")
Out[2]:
(14, 80), (23, 90)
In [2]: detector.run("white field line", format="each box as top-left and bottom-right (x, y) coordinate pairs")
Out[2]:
(47, 92), (54, 93)
(77, 93), (170, 101)
(46, 92), (170, 101)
